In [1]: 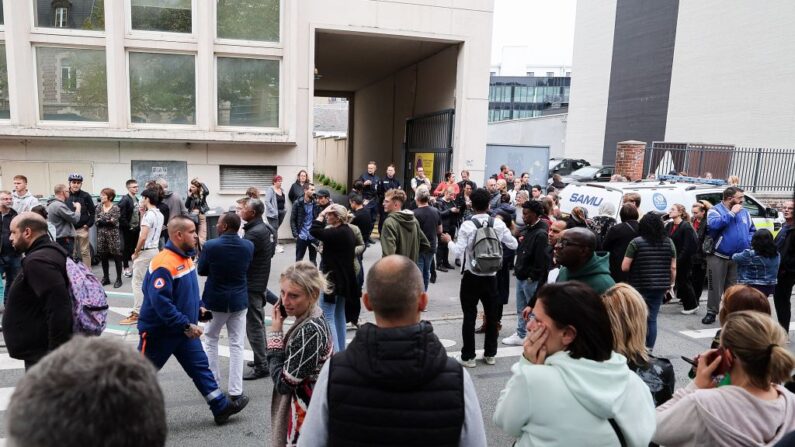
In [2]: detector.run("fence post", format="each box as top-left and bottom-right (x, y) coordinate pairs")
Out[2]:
(697, 150), (705, 177)
(615, 140), (647, 181)
(751, 148), (762, 193)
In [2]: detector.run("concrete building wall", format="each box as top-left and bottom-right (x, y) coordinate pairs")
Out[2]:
(665, 1), (795, 147)
(0, 0), (494, 237)
(564, 0), (617, 163)
(486, 113), (567, 158)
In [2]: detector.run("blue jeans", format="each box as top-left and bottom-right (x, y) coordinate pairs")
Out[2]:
(515, 279), (538, 338)
(0, 255), (21, 302)
(417, 251), (434, 291)
(321, 294), (346, 353)
(638, 288), (665, 349)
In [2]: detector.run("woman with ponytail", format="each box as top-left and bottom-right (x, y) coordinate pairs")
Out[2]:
(654, 311), (795, 446)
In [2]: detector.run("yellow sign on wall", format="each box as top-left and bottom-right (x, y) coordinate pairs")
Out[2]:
(414, 153), (435, 183)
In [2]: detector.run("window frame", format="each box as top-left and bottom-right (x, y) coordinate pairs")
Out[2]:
(213, 0), (283, 48)
(126, 49), (199, 130)
(30, 1), (105, 36)
(213, 54), (282, 132)
(33, 44), (110, 127)
(125, 0), (197, 42)
(54, 7), (68, 28)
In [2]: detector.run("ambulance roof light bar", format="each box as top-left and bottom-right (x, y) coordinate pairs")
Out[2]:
(657, 175), (728, 186)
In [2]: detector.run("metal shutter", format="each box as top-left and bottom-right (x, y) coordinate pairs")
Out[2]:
(219, 165), (276, 191)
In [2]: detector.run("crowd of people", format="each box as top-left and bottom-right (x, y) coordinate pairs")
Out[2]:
(0, 161), (794, 447)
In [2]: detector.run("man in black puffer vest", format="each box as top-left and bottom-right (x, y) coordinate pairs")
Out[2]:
(298, 255), (486, 447)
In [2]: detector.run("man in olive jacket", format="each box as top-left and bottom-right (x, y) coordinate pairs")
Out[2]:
(4, 213), (73, 369)
(380, 189), (430, 264)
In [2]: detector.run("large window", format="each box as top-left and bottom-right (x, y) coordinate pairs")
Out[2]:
(217, 0), (280, 42)
(131, 0), (192, 33)
(34, 0), (105, 31)
(129, 52), (195, 125)
(0, 2), (4, 25)
(217, 57), (279, 127)
(0, 44), (8, 119)
(36, 47), (108, 122)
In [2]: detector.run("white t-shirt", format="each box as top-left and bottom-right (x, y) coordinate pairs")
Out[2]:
(141, 208), (164, 249)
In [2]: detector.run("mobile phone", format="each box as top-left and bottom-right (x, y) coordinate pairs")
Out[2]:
(681, 356), (697, 367)
(199, 309), (213, 322)
(278, 300), (288, 319)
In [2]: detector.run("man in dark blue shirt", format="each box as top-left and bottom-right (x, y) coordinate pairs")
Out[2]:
(357, 161), (380, 221)
(290, 183), (319, 265)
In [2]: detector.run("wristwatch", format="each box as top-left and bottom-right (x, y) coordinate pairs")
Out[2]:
(183, 323), (191, 332)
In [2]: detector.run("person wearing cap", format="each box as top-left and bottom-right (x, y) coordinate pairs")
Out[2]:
(65, 173), (95, 266)
(265, 175), (287, 253)
(315, 189), (332, 215)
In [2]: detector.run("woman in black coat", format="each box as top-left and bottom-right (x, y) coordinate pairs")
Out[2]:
(602, 203), (640, 283)
(309, 204), (358, 353)
(288, 170), (310, 203)
(665, 204), (699, 313)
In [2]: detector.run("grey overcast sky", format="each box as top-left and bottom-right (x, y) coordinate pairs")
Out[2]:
(491, 0), (577, 66)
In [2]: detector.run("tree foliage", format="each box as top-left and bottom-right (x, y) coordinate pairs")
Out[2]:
(217, 0), (280, 42)
(129, 53), (195, 124)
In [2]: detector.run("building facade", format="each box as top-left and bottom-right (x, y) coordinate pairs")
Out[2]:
(0, 0), (494, 237)
(488, 75), (570, 122)
(566, 0), (795, 165)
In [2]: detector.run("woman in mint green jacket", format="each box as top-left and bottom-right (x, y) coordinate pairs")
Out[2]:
(494, 281), (656, 447)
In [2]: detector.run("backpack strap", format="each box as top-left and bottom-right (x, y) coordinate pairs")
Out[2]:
(487, 216), (494, 228)
(608, 418), (627, 447)
(472, 217), (483, 229)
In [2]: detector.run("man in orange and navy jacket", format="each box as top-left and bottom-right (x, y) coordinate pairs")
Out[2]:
(137, 215), (248, 425)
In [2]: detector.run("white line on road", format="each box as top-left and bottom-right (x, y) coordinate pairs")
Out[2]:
(680, 321), (794, 339)
(0, 387), (15, 411)
(0, 354), (24, 371)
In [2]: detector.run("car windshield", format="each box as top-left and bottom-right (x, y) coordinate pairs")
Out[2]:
(571, 166), (600, 176)
(549, 160), (559, 170)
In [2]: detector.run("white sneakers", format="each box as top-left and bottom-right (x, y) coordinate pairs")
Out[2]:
(456, 357), (476, 368)
(276, 244), (285, 253)
(484, 356), (496, 365)
(502, 333), (525, 346)
(681, 306), (699, 315)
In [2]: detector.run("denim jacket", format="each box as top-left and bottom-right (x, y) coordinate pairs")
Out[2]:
(732, 249), (780, 285)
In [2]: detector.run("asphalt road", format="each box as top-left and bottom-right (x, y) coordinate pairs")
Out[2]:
(0, 241), (792, 446)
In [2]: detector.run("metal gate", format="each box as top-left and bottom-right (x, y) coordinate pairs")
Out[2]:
(403, 109), (454, 198)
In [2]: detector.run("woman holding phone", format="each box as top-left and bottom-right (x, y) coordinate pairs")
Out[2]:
(266, 261), (333, 447)
(493, 281), (656, 446)
(654, 311), (795, 446)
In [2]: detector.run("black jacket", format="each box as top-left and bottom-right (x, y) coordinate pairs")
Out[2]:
(65, 189), (96, 228)
(351, 207), (374, 243)
(310, 221), (359, 302)
(692, 218), (709, 264)
(603, 220), (639, 283)
(288, 181), (305, 203)
(3, 236), (73, 360)
(290, 198), (320, 238)
(435, 197), (460, 233)
(243, 219), (275, 293)
(377, 176), (401, 200)
(666, 220), (698, 264)
(514, 219), (550, 282)
(327, 321), (465, 447)
(1, 207), (18, 256)
(117, 194), (139, 231)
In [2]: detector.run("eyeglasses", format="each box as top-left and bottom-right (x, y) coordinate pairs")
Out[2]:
(555, 239), (585, 249)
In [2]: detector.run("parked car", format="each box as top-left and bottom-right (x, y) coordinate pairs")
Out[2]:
(561, 165), (615, 184)
(548, 158), (590, 177)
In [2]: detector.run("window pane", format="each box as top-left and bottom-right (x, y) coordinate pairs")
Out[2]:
(131, 0), (191, 33)
(34, 0), (105, 31)
(217, 57), (279, 127)
(217, 0), (280, 42)
(0, 2), (4, 25)
(36, 47), (108, 122)
(130, 52), (195, 125)
(0, 44), (8, 118)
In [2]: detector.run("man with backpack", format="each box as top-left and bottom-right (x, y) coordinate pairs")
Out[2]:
(440, 188), (517, 368)
(4, 212), (73, 370)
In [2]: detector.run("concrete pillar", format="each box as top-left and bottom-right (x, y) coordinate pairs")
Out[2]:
(615, 140), (646, 181)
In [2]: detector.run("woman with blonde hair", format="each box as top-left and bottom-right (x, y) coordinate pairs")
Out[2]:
(654, 311), (795, 446)
(267, 261), (333, 447)
(603, 284), (676, 406)
(310, 204), (359, 352)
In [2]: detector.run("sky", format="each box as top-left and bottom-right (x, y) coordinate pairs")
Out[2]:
(490, 0), (577, 66)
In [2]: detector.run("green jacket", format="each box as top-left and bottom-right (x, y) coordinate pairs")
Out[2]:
(557, 252), (615, 295)
(380, 210), (431, 263)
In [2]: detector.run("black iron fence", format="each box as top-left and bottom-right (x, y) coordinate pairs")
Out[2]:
(645, 142), (795, 192)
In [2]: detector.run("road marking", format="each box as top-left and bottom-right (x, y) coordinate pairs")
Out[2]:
(105, 291), (133, 298)
(447, 346), (525, 359)
(0, 354), (24, 371)
(109, 306), (133, 316)
(217, 345), (254, 361)
(0, 387), (15, 411)
(680, 321), (794, 339)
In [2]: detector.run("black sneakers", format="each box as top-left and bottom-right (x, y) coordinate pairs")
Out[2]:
(214, 394), (249, 425)
(701, 313), (716, 325)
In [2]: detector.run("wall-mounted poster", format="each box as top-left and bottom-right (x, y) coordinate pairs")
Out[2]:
(131, 160), (189, 196)
(414, 153), (435, 183)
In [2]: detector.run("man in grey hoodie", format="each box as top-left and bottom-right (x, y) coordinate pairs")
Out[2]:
(156, 178), (188, 242)
(46, 184), (81, 259)
(11, 175), (38, 214)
